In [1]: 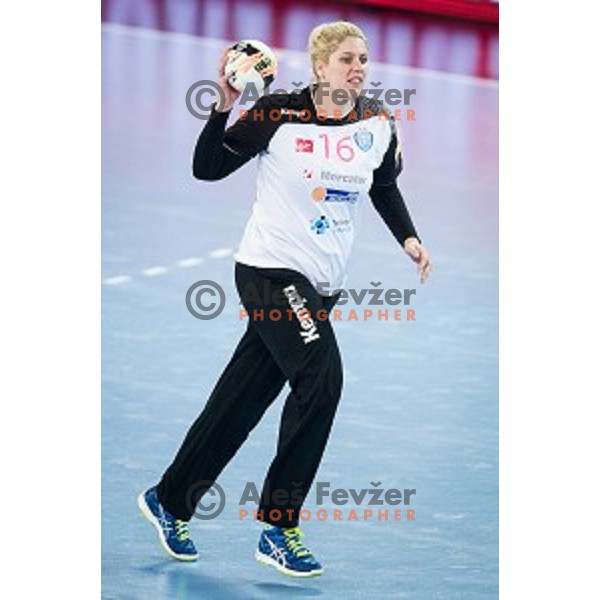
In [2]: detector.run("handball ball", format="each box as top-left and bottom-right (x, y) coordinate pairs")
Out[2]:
(224, 40), (277, 93)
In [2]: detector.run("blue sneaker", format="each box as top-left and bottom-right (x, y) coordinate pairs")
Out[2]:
(137, 486), (198, 561)
(255, 525), (323, 577)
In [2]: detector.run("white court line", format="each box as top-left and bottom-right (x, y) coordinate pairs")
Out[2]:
(177, 257), (204, 268)
(141, 266), (168, 277)
(101, 23), (498, 89)
(103, 250), (232, 284)
(209, 248), (233, 258)
(103, 275), (132, 285)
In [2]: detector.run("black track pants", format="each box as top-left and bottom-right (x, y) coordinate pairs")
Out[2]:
(156, 261), (343, 527)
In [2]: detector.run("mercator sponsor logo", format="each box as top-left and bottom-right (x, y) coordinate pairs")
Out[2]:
(321, 170), (367, 185)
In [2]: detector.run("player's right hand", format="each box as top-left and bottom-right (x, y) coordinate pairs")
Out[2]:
(216, 47), (241, 112)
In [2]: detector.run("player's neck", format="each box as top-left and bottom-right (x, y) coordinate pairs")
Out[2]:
(310, 83), (354, 118)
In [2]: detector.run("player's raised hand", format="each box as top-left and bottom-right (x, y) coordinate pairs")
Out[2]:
(403, 237), (432, 283)
(216, 47), (241, 112)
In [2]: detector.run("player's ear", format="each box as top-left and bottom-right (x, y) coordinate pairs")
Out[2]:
(313, 58), (326, 81)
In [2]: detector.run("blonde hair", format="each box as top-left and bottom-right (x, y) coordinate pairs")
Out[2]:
(308, 21), (368, 79)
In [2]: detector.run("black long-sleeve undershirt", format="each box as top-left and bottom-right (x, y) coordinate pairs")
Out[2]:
(192, 108), (252, 180)
(192, 107), (420, 246)
(369, 181), (420, 245)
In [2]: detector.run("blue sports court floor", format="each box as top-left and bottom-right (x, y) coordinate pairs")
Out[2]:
(102, 22), (498, 599)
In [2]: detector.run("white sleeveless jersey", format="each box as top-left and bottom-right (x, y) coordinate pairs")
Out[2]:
(223, 86), (402, 295)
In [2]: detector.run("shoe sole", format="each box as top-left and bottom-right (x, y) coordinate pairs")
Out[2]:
(137, 491), (199, 562)
(255, 549), (324, 577)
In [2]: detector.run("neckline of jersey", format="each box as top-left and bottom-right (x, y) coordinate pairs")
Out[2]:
(306, 84), (360, 125)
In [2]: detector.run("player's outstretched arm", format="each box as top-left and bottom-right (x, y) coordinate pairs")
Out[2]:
(369, 181), (432, 283)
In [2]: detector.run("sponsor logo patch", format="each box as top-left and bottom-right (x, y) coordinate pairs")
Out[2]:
(295, 138), (314, 153)
(321, 170), (367, 185)
(310, 215), (330, 235)
(353, 128), (374, 152)
(311, 187), (359, 204)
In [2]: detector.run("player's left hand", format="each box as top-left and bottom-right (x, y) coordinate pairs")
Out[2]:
(403, 237), (432, 283)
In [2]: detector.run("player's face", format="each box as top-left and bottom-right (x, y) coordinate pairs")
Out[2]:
(319, 37), (369, 94)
